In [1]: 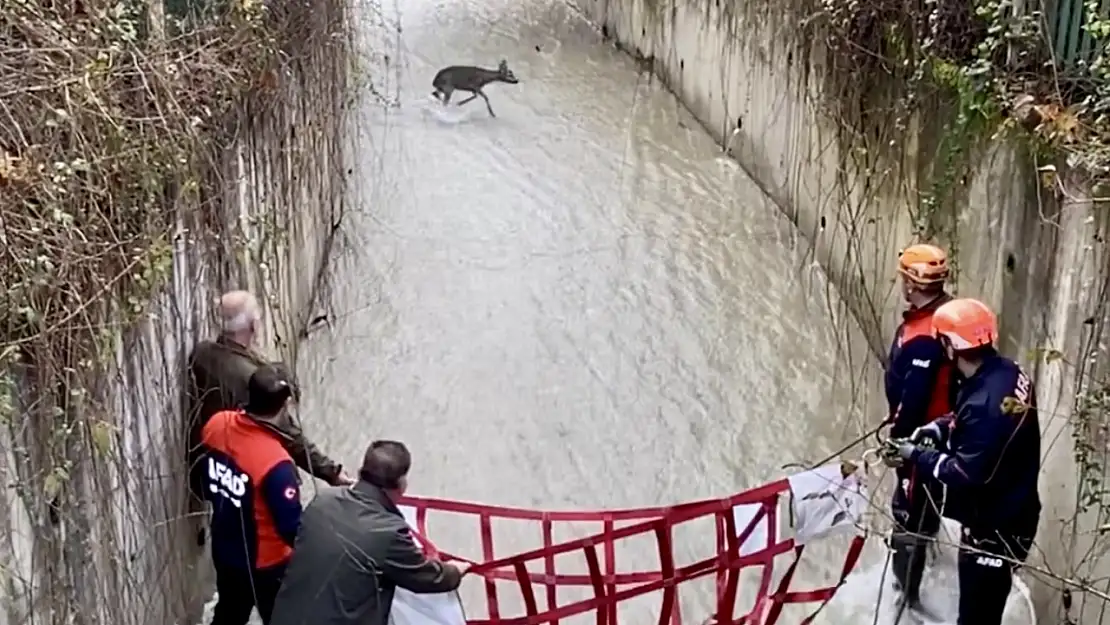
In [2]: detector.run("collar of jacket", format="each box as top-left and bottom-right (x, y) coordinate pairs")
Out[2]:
(351, 480), (403, 517)
(215, 334), (267, 362)
(230, 409), (287, 440)
(958, 352), (1006, 392)
(902, 292), (952, 322)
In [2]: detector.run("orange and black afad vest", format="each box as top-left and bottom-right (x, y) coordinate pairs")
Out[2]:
(199, 410), (302, 570)
(885, 295), (955, 438)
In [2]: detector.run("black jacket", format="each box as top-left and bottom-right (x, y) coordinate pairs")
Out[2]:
(270, 481), (464, 625)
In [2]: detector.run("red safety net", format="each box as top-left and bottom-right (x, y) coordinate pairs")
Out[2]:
(399, 477), (865, 625)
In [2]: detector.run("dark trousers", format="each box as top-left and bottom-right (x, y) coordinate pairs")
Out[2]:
(889, 467), (944, 602)
(211, 562), (287, 625)
(957, 526), (1034, 625)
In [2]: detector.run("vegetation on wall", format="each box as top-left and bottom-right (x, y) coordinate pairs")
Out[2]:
(812, 0), (1110, 619)
(1028, 338), (1110, 623)
(0, 0), (348, 620)
(816, 0), (1107, 242)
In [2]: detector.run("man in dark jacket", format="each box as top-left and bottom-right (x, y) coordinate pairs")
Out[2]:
(186, 290), (351, 492)
(887, 298), (1041, 625)
(883, 243), (956, 613)
(270, 440), (470, 625)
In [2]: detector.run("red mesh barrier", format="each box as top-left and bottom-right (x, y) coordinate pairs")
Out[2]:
(399, 477), (865, 625)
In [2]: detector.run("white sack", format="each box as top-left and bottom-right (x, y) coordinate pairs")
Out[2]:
(788, 461), (868, 545)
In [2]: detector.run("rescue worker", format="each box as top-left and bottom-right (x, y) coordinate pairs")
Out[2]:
(198, 365), (304, 625)
(883, 243), (956, 612)
(886, 298), (1041, 625)
(186, 290), (352, 492)
(270, 440), (471, 625)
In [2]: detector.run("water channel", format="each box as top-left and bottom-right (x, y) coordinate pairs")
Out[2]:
(278, 0), (1036, 622)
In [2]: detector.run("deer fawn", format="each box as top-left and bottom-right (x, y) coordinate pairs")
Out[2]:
(431, 59), (519, 118)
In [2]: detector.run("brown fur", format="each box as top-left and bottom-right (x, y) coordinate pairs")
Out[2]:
(431, 59), (519, 117)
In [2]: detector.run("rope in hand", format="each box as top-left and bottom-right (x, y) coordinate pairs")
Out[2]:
(781, 420), (891, 472)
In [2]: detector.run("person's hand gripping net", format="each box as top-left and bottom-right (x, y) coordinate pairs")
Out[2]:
(879, 421), (946, 468)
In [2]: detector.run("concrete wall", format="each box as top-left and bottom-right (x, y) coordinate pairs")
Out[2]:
(574, 0), (1110, 620)
(0, 8), (349, 625)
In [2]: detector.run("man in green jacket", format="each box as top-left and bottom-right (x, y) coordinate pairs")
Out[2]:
(186, 290), (352, 500)
(270, 440), (469, 625)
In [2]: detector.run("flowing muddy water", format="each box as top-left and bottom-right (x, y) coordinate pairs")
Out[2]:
(277, 0), (1034, 623)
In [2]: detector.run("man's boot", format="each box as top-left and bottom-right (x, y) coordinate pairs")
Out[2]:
(890, 531), (943, 621)
(890, 531), (927, 604)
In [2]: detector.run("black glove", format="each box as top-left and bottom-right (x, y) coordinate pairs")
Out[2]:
(880, 438), (918, 468)
(910, 422), (946, 448)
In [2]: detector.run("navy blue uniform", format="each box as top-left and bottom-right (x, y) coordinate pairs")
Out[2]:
(886, 295), (954, 438)
(884, 295), (953, 604)
(200, 410), (303, 625)
(912, 354), (1041, 625)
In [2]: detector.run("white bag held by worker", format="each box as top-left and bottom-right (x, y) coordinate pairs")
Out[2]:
(390, 587), (466, 625)
(788, 461), (868, 545)
(391, 505), (467, 625)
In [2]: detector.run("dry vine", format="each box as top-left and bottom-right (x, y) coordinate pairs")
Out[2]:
(0, 0), (349, 620)
(0, 0), (275, 345)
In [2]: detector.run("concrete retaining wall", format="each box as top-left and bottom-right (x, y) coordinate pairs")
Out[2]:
(574, 0), (1110, 620)
(0, 8), (349, 625)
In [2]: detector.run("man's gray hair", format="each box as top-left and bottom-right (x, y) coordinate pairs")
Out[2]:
(217, 291), (260, 334)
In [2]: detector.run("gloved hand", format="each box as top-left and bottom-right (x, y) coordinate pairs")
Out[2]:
(880, 438), (919, 468)
(910, 422), (946, 448)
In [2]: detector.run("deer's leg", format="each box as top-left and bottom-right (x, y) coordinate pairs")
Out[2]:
(440, 88), (453, 105)
(478, 90), (495, 117)
(456, 91), (478, 106)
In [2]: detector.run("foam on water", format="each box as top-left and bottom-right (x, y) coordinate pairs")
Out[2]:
(818, 520), (1036, 625)
(419, 96), (488, 124)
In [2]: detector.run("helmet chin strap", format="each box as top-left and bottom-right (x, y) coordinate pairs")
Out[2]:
(905, 285), (945, 309)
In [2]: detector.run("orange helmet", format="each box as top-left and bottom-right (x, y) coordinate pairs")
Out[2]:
(897, 244), (949, 286)
(932, 298), (998, 351)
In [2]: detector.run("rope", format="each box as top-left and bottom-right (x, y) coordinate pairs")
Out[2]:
(782, 421), (889, 472)
(872, 548), (893, 625)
